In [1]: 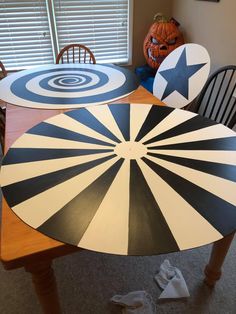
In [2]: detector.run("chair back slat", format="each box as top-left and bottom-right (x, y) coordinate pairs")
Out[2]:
(228, 109), (236, 129)
(211, 71), (227, 120)
(78, 47), (81, 63)
(0, 60), (7, 152)
(225, 97), (236, 126)
(194, 65), (236, 129)
(202, 76), (217, 117)
(220, 77), (236, 123)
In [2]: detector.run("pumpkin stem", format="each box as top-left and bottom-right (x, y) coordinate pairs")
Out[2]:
(170, 17), (181, 27)
(153, 13), (168, 23)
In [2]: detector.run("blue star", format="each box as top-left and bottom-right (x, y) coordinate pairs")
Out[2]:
(159, 48), (206, 100)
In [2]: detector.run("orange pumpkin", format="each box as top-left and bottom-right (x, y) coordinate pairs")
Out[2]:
(143, 13), (185, 69)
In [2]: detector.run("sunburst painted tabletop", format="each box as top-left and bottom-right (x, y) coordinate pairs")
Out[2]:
(1, 103), (236, 256)
(0, 64), (139, 109)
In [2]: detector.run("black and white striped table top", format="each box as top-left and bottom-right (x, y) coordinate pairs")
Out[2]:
(0, 64), (139, 109)
(1, 103), (236, 255)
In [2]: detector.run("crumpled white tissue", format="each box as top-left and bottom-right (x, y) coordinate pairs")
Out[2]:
(154, 259), (190, 299)
(110, 290), (156, 313)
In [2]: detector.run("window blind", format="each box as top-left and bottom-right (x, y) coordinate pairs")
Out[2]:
(0, 0), (54, 70)
(0, 0), (131, 70)
(54, 0), (130, 64)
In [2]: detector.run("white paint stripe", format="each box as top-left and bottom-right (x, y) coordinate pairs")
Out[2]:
(130, 104), (152, 141)
(0, 152), (114, 186)
(46, 113), (116, 145)
(87, 105), (125, 141)
(48, 72), (98, 89)
(148, 123), (236, 148)
(137, 159), (222, 250)
(140, 109), (197, 143)
(146, 155), (236, 206)
(49, 75), (86, 88)
(11, 133), (114, 149)
(0, 92), (135, 110)
(26, 67), (126, 98)
(26, 71), (99, 95)
(79, 159), (130, 254)
(0, 64), (133, 109)
(148, 149), (236, 166)
(12, 156), (120, 228)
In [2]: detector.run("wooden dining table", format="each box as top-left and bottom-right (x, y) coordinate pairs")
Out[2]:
(0, 86), (235, 314)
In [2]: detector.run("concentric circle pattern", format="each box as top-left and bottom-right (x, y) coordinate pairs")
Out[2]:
(0, 64), (139, 109)
(1, 103), (236, 255)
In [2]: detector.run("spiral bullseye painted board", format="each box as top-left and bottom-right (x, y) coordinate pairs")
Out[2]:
(1, 103), (236, 255)
(0, 64), (139, 109)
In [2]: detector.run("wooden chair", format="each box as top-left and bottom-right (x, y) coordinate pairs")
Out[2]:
(0, 61), (7, 79)
(56, 44), (96, 64)
(191, 65), (236, 129)
(0, 61), (7, 152)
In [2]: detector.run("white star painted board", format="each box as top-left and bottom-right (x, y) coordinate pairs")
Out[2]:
(153, 44), (210, 108)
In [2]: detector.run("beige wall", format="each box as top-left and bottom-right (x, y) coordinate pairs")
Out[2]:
(171, 0), (236, 71)
(132, 0), (172, 69)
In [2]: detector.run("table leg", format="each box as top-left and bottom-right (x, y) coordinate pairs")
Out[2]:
(204, 232), (235, 287)
(25, 260), (62, 314)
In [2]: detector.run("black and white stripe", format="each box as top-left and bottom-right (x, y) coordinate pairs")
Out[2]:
(1, 104), (236, 255)
(0, 64), (139, 109)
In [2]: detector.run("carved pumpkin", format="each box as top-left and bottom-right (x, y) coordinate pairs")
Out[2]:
(143, 13), (185, 69)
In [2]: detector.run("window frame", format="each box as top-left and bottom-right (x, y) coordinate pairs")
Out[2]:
(0, 0), (133, 70)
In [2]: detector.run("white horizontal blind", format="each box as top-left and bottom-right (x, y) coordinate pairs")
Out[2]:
(54, 0), (130, 64)
(0, 0), (54, 70)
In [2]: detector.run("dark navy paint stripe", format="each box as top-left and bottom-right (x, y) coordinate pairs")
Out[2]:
(144, 115), (217, 145)
(66, 108), (121, 144)
(142, 157), (236, 235)
(37, 158), (124, 246)
(135, 105), (174, 142)
(10, 66), (139, 105)
(2, 154), (116, 208)
(2, 148), (114, 165)
(128, 160), (179, 255)
(27, 122), (115, 147)
(39, 71), (107, 92)
(109, 104), (130, 141)
(147, 136), (236, 151)
(159, 48), (206, 100)
(148, 152), (236, 182)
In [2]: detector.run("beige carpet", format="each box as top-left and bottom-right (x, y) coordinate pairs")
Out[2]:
(0, 235), (235, 314)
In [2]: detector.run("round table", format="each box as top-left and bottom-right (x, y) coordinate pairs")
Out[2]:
(0, 64), (139, 109)
(1, 103), (236, 255)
